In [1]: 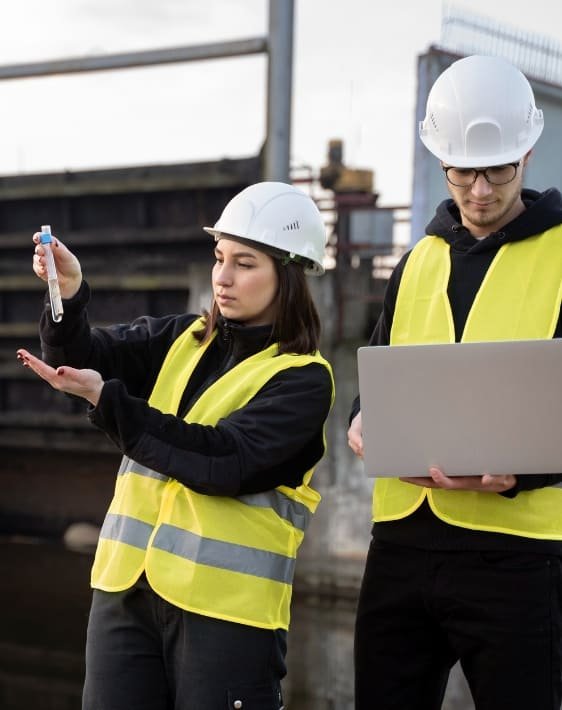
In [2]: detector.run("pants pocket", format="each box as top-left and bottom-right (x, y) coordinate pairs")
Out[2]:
(227, 682), (283, 709)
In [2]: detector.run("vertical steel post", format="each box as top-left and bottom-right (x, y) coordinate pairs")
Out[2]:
(264, 0), (294, 182)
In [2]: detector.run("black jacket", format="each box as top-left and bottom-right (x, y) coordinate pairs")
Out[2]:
(352, 188), (562, 552)
(40, 282), (333, 497)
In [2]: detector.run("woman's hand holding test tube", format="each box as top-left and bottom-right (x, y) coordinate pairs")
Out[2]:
(20, 231), (103, 406)
(32, 229), (83, 302)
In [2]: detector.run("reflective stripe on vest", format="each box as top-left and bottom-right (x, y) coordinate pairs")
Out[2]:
(114, 457), (312, 532)
(373, 227), (562, 540)
(117, 457), (169, 481)
(100, 512), (153, 549)
(91, 318), (334, 629)
(100, 511), (296, 583)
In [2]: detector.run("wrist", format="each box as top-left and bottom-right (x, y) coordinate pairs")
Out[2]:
(87, 381), (104, 407)
(60, 277), (83, 300)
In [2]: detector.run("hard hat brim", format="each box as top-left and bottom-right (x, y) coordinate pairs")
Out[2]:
(203, 227), (325, 275)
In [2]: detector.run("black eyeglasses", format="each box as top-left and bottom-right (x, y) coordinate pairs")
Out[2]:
(442, 162), (521, 187)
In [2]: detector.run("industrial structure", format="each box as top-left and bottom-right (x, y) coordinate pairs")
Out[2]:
(3, 3), (562, 709)
(0, 3), (373, 706)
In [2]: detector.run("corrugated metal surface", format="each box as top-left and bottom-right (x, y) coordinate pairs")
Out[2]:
(0, 156), (260, 458)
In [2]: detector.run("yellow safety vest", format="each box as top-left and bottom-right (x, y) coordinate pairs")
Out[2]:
(373, 227), (562, 540)
(91, 318), (334, 630)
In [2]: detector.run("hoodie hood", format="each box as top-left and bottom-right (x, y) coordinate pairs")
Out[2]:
(426, 188), (562, 253)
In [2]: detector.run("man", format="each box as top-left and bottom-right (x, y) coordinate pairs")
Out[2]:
(348, 54), (562, 710)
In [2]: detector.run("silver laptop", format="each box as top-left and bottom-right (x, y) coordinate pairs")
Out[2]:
(357, 339), (562, 477)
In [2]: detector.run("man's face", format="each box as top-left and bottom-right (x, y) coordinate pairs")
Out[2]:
(443, 155), (529, 238)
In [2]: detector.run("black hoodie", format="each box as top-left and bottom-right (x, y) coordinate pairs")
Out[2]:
(40, 283), (333, 498)
(352, 188), (562, 553)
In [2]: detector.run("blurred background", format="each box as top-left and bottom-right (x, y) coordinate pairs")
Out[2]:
(2, 1), (562, 707)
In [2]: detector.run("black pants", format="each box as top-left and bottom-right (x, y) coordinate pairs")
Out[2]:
(82, 575), (286, 710)
(355, 539), (562, 710)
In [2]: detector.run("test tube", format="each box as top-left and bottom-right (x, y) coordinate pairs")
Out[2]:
(40, 225), (64, 323)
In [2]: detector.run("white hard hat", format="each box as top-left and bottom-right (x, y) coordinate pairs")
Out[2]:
(204, 181), (327, 275)
(419, 55), (544, 167)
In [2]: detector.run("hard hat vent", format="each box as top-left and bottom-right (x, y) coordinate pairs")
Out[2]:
(203, 181), (327, 275)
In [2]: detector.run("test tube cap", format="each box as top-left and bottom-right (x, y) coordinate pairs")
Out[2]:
(40, 224), (53, 243)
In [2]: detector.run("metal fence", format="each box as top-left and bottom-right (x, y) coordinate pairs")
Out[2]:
(438, 3), (562, 87)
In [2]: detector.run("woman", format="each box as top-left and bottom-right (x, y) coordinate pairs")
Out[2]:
(18, 181), (334, 710)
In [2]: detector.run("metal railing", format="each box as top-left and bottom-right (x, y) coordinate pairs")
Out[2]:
(438, 4), (562, 86)
(0, 0), (294, 181)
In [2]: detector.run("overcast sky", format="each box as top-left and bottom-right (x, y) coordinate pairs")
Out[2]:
(0, 0), (561, 206)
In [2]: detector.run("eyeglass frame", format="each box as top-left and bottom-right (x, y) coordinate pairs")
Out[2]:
(441, 162), (521, 187)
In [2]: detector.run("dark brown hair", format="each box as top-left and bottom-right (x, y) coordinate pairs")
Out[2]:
(193, 259), (321, 355)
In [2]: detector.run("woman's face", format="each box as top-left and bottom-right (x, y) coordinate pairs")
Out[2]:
(212, 237), (279, 326)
